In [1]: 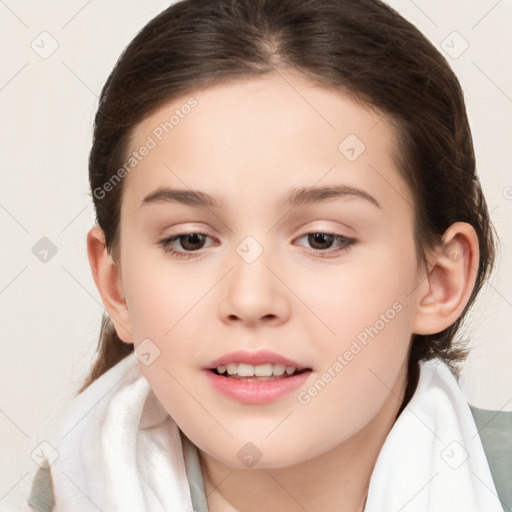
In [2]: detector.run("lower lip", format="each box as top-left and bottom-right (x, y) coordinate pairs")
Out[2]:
(204, 370), (312, 404)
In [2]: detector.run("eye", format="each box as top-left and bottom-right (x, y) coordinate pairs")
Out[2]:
(294, 231), (357, 258)
(157, 230), (357, 259)
(157, 232), (215, 259)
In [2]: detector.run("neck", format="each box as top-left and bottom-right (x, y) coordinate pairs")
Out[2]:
(199, 364), (410, 512)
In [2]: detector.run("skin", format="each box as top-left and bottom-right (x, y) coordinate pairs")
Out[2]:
(87, 70), (479, 512)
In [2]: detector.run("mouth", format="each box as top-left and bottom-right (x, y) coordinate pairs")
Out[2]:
(205, 365), (312, 405)
(205, 349), (312, 380)
(204, 350), (313, 404)
(209, 363), (311, 381)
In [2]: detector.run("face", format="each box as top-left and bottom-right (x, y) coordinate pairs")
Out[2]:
(116, 70), (425, 469)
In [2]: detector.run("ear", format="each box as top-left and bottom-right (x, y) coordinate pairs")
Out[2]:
(86, 225), (134, 344)
(411, 222), (480, 335)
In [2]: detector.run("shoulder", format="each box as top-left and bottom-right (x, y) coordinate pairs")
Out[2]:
(469, 404), (512, 512)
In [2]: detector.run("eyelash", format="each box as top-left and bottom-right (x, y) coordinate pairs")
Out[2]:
(156, 230), (357, 259)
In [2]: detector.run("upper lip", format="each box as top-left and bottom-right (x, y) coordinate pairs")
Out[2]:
(205, 350), (310, 371)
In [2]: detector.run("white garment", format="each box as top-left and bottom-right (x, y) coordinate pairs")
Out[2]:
(365, 357), (503, 511)
(39, 353), (501, 511)
(50, 353), (193, 512)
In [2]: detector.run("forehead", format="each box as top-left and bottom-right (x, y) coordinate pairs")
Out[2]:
(122, 71), (412, 219)
(130, 71), (391, 156)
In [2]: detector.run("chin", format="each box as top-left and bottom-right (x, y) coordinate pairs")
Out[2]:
(196, 435), (317, 470)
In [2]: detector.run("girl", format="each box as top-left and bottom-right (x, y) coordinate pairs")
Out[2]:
(22, 0), (511, 510)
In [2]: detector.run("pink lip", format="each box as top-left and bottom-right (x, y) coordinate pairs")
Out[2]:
(204, 369), (312, 404)
(203, 350), (312, 405)
(205, 350), (309, 371)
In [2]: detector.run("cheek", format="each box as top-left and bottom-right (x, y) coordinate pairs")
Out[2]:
(293, 243), (417, 424)
(296, 237), (418, 351)
(299, 289), (413, 429)
(122, 253), (209, 341)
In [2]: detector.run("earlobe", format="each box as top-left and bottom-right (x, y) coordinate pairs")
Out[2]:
(86, 226), (134, 344)
(412, 222), (480, 335)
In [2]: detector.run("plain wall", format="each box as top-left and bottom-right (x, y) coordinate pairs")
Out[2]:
(1, 0), (511, 507)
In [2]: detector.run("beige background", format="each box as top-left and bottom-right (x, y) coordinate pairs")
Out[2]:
(1, 0), (511, 507)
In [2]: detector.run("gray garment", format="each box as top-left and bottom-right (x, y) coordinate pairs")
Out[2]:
(180, 430), (209, 512)
(470, 405), (512, 511)
(26, 405), (512, 512)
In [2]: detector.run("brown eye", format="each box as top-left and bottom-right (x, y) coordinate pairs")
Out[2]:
(177, 233), (207, 251)
(157, 232), (214, 258)
(296, 232), (357, 258)
(307, 232), (335, 250)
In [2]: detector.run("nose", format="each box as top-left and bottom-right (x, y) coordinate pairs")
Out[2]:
(218, 242), (290, 327)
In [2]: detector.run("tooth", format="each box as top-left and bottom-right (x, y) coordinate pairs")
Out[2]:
(272, 364), (286, 376)
(226, 363), (238, 375)
(220, 363), (299, 377)
(254, 363), (273, 377)
(237, 363), (255, 377)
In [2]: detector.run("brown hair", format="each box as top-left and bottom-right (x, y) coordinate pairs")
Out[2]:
(79, 0), (497, 401)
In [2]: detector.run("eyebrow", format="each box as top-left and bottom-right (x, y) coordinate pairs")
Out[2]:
(139, 184), (381, 210)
